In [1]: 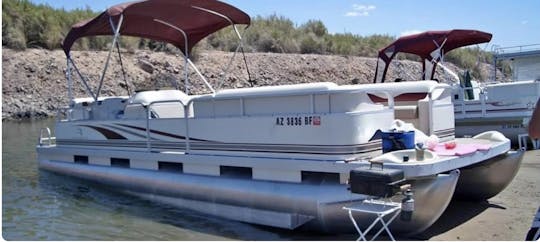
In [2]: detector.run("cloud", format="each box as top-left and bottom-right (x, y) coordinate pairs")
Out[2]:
(345, 11), (359, 17)
(521, 20), (528, 25)
(400, 29), (423, 37)
(345, 4), (376, 17)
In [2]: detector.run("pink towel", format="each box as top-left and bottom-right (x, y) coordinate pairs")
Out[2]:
(471, 144), (491, 151)
(431, 143), (491, 156)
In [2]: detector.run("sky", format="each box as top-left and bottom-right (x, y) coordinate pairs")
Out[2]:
(30, 0), (540, 49)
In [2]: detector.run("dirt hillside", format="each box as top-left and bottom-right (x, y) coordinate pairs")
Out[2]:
(1, 49), (504, 120)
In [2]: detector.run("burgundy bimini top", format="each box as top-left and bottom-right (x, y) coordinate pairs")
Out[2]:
(62, 0), (251, 55)
(374, 29), (492, 82)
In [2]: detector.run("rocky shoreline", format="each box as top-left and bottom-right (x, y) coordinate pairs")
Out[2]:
(2, 48), (503, 120)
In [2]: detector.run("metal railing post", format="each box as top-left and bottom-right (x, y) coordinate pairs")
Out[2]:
(480, 90), (487, 117)
(185, 104), (191, 153)
(146, 99), (191, 153)
(461, 87), (466, 116)
(310, 94), (315, 114)
(146, 105), (151, 151)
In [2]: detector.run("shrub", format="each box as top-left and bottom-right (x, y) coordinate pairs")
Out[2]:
(300, 33), (324, 54)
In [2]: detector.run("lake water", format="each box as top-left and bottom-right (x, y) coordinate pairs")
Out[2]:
(2, 119), (352, 240)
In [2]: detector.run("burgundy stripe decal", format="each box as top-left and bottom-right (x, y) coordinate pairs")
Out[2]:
(115, 123), (207, 141)
(80, 125), (127, 140)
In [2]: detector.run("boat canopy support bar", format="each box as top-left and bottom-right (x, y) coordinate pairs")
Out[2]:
(193, 5), (251, 91)
(188, 59), (215, 93)
(115, 35), (130, 96)
(67, 57), (97, 100)
(95, 14), (124, 101)
(154, 18), (218, 94)
(66, 58), (73, 103)
(216, 25), (251, 90)
(153, 18), (190, 93)
(64, 14), (131, 102)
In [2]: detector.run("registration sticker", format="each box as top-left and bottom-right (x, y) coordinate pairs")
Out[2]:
(275, 116), (321, 126)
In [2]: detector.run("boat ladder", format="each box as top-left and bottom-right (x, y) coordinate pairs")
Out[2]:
(38, 127), (56, 147)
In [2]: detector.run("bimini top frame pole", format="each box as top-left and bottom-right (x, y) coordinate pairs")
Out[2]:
(64, 15), (125, 102)
(95, 14), (124, 101)
(66, 58), (73, 103)
(153, 18), (188, 92)
(193, 5), (250, 91)
(66, 57), (97, 100)
(61, 0), (251, 98)
(153, 18), (218, 95)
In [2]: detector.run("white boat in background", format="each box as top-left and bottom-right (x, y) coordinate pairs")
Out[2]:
(374, 30), (540, 145)
(454, 45), (540, 145)
(37, 4), (522, 236)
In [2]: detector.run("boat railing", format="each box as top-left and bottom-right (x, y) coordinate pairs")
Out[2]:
(146, 99), (192, 152)
(454, 85), (488, 116)
(493, 44), (540, 56)
(491, 44), (540, 82)
(38, 127), (56, 147)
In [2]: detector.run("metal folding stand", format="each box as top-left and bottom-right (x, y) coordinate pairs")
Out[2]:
(343, 199), (402, 241)
(518, 133), (539, 150)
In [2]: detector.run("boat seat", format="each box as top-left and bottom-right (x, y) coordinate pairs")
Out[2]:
(70, 96), (128, 120)
(124, 90), (192, 119)
(394, 105), (418, 119)
(93, 97), (129, 120)
(128, 89), (190, 106)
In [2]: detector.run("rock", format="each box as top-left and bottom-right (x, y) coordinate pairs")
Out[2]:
(138, 59), (154, 74)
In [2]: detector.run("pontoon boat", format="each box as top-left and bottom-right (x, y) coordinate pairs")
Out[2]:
(37, 2), (522, 235)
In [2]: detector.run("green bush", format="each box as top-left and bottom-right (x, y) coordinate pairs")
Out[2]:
(300, 20), (327, 37)
(300, 33), (324, 54)
(445, 47), (494, 79)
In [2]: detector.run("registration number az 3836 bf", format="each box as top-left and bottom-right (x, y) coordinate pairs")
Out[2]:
(275, 116), (321, 126)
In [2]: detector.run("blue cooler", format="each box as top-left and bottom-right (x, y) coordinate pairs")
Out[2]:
(370, 130), (415, 153)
